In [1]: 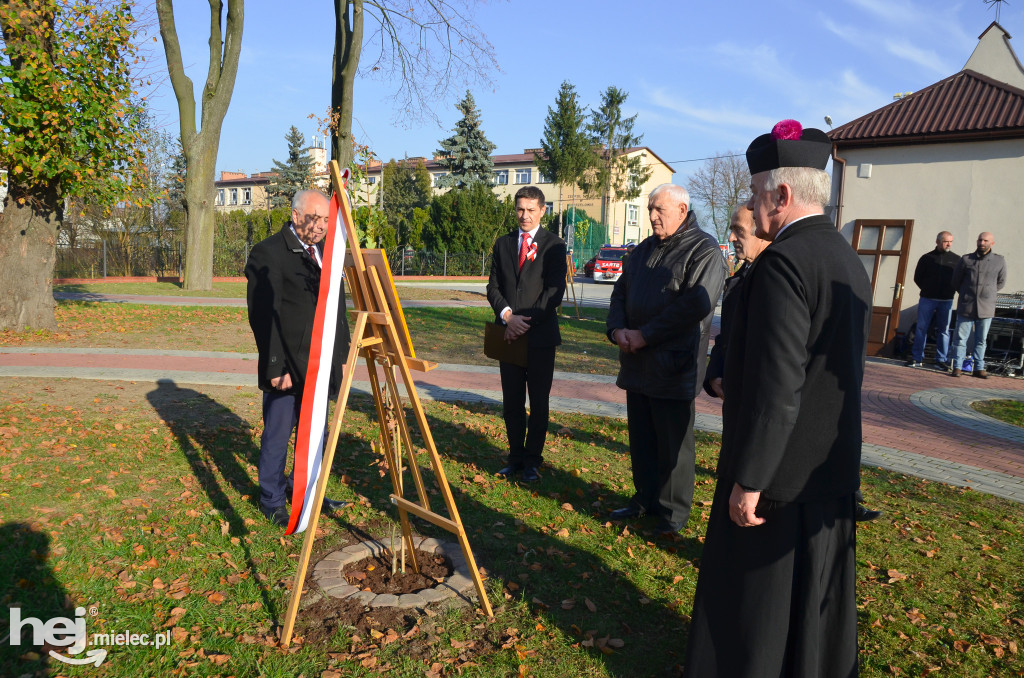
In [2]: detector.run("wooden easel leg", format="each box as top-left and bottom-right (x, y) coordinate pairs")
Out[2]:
(380, 318), (494, 617)
(381, 359), (431, 511)
(280, 313), (370, 647)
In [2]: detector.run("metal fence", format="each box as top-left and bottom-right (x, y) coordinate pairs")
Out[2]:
(54, 242), (498, 279)
(55, 242), (184, 279)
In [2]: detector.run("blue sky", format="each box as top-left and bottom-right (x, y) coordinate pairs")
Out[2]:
(142, 0), (1022, 187)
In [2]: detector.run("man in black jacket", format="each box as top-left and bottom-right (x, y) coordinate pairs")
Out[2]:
(245, 190), (351, 526)
(486, 186), (567, 483)
(907, 231), (958, 369)
(703, 205), (767, 399)
(685, 120), (872, 678)
(606, 183), (726, 536)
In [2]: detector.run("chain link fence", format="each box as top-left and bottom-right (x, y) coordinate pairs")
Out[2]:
(54, 241), (496, 279)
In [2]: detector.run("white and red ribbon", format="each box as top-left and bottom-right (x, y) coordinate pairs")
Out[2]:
(286, 188), (350, 534)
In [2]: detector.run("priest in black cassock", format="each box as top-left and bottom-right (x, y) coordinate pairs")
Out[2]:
(683, 120), (872, 678)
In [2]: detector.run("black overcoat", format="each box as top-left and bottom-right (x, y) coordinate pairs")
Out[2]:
(486, 227), (567, 348)
(702, 262), (751, 397)
(245, 224), (351, 396)
(719, 214), (872, 502)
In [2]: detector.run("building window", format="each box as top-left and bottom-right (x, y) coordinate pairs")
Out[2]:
(433, 172), (448, 187)
(537, 171), (552, 184)
(545, 202), (554, 214)
(626, 204), (639, 226)
(216, 189), (224, 205)
(229, 188), (238, 205)
(514, 168), (531, 184)
(493, 170), (508, 185)
(368, 176), (377, 185)
(242, 188), (251, 205)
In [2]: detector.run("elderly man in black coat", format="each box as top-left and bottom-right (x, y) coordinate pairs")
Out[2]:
(245, 190), (351, 527)
(606, 183), (726, 536)
(683, 121), (872, 678)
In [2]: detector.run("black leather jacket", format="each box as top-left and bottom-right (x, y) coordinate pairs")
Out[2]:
(607, 213), (727, 400)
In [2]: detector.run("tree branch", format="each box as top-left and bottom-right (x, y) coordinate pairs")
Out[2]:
(155, 0), (197, 148)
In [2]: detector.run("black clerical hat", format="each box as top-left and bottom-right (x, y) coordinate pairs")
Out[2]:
(746, 120), (831, 175)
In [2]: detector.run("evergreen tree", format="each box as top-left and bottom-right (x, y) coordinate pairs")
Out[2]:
(424, 183), (515, 253)
(435, 90), (496, 189)
(378, 158), (432, 247)
(535, 80), (596, 243)
(584, 86), (653, 225)
(269, 126), (314, 208)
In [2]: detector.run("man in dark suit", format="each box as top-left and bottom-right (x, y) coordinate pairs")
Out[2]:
(245, 189), (350, 527)
(486, 186), (567, 482)
(685, 120), (872, 677)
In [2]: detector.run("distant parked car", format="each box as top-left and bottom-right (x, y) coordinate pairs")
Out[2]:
(592, 246), (629, 283)
(583, 256), (597, 277)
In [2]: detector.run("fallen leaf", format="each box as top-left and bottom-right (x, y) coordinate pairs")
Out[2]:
(584, 598), (597, 612)
(207, 592), (225, 604)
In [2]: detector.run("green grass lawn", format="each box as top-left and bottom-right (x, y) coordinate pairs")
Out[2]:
(1, 302), (620, 375)
(1, 377), (1022, 677)
(53, 281), (490, 301)
(54, 281), (249, 298)
(972, 399), (1024, 428)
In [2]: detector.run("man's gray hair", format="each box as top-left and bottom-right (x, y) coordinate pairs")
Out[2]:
(648, 183), (690, 207)
(292, 189), (328, 213)
(761, 167), (830, 208)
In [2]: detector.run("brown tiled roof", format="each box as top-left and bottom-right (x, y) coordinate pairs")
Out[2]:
(829, 69), (1024, 148)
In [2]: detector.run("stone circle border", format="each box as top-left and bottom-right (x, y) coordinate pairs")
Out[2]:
(909, 387), (1024, 446)
(312, 536), (478, 610)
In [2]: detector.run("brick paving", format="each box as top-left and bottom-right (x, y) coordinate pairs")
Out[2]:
(3, 345), (1023, 502)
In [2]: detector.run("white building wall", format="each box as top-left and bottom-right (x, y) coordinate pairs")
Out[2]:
(837, 138), (1024, 330)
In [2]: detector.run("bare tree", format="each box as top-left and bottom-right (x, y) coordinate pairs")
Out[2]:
(330, 0), (497, 169)
(686, 152), (750, 244)
(156, 0), (243, 291)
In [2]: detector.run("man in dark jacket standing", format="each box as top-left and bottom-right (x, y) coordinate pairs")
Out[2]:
(245, 190), (351, 526)
(487, 186), (567, 483)
(607, 183), (726, 536)
(703, 205), (767, 399)
(950, 232), (1007, 378)
(684, 120), (871, 678)
(907, 231), (958, 369)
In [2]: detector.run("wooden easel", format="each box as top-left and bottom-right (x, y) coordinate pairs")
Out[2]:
(281, 161), (493, 647)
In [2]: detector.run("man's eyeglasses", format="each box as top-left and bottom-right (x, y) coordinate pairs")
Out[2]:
(301, 213), (329, 225)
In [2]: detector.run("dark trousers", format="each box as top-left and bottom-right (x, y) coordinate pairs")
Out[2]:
(259, 390), (301, 511)
(625, 392), (696, 526)
(499, 346), (556, 468)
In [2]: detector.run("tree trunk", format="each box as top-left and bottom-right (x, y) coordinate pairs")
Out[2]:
(157, 0), (243, 291)
(332, 0), (363, 171)
(181, 135), (220, 288)
(0, 181), (62, 330)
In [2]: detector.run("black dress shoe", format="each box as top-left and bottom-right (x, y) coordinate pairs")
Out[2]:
(322, 497), (349, 511)
(261, 504), (290, 527)
(610, 506), (645, 520)
(496, 464), (522, 478)
(855, 504), (882, 522)
(654, 520), (684, 537)
(520, 466), (541, 483)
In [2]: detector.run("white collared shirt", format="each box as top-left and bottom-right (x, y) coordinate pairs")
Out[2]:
(290, 223), (321, 267)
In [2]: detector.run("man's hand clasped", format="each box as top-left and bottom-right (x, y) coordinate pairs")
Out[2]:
(270, 373), (293, 391)
(503, 312), (531, 342)
(613, 328), (648, 354)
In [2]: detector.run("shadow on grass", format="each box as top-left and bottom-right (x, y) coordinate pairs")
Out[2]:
(145, 379), (277, 618)
(0, 523), (69, 674)
(313, 394), (700, 676)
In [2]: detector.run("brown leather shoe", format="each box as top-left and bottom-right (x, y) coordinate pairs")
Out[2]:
(951, 368), (962, 377)
(974, 369), (988, 379)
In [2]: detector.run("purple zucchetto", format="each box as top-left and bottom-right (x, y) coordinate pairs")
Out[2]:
(746, 119), (831, 175)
